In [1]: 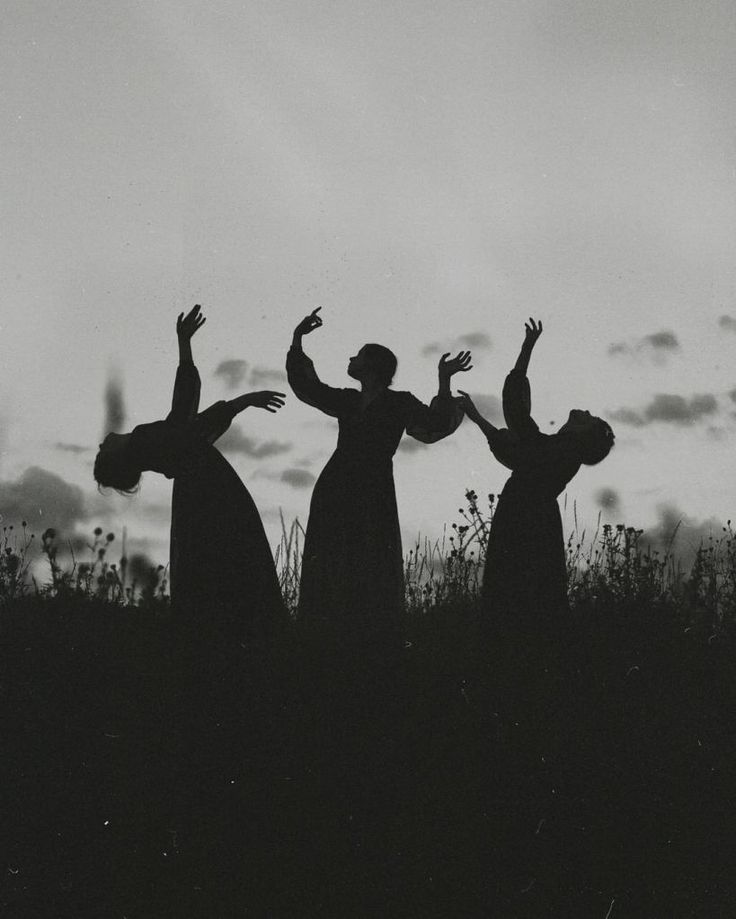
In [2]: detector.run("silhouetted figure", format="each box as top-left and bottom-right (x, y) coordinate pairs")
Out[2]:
(460, 319), (614, 631)
(288, 307), (469, 647)
(94, 305), (286, 636)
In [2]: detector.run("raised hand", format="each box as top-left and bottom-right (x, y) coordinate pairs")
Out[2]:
(294, 307), (323, 338)
(438, 350), (473, 379)
(245, 391), (287, 413)
(177, 304), (207, 341)
(523, 317), (543, 347)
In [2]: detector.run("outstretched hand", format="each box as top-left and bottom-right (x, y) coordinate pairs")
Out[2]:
(177, 305), (206, 341)
(523, 317), (543, 347)
(294, 307), (323, 338)
(439, 350), (473, 379)
(246, 391), (287, 413)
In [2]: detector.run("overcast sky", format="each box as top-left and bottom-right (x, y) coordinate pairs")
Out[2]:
(2, 0), (735, 570)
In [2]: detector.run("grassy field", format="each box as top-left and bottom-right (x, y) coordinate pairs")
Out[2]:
(1, 495), (735, 916)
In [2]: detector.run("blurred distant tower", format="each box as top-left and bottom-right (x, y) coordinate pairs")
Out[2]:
(102, 367), (126, 435)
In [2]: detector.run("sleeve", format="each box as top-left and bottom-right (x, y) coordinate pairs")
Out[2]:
(404, 393), (465, 444)
(192, 401), (236, 445)
(167, 361), (201, 425)
(484, 427), (520, 470)
(286, 345), (352, 418)
(502, 368), (539, 441)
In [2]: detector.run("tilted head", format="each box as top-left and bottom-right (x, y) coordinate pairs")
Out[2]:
(93, 432), (141, 494)
(347, 343), (398, 387)
(558, 410), (615, 465)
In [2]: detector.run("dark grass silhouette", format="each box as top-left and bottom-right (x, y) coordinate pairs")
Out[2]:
(2, 502), (736, 916)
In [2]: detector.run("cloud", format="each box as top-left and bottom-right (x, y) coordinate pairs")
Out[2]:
(718, 315), (736, 333)
(607, 329), (680, 363)
(645, 393), (717, 425)
(643, 331), (679, 351)
(214, 359), (248, 388)
(54, 442), (90, 455)
(457, 332), (492, 350)
(103, 371), (126, 433)
(280, 468), (316, 489)
(249, 367), (288, 386)
(0, 466), (88, 531)
(729, 389), (736, 404)
(609, 408), (647, 427)
(594, 487), (620, 512)
(421, 330), (492, 357)
(610, 392), (719, 427)
(642, 504), (724, 570)
(217, 426), (292, 458)
(214, 360), (287, 389)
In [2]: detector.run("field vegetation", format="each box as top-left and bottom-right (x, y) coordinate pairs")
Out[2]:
(1, 493), (735, 915)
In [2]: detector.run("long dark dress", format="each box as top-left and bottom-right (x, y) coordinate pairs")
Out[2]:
(287, 345), (462, 644)
(482, 368), (581, 630)
(128, 360), (284, 635)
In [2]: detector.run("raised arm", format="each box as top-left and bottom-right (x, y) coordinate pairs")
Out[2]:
(504, 318), (542, 440)
(167, 305), (206, 424)
(405, 350), (471, 443)
(286, 308), (351, 418)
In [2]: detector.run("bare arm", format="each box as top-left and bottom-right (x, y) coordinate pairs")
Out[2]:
(513, 317), (542, 375)
(504, 318), (542, 439)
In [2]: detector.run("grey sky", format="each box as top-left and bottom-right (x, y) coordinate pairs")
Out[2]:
(2, 0), (735, 562)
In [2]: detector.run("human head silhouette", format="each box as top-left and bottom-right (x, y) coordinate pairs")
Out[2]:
(347, 344), (398, 387)
(93, 432), (141, 494)
(558, 410), (615, 465)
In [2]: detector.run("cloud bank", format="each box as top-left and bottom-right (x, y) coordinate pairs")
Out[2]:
(103, 371), (126, 434)
(608, 329), (681, 363)
(280, 468), (316, 489)
(610, 392), (718, 427)
(422, 330), (492, 357)
(0, 467), (88, 531)
(214, 360), (287, 389)
(217, 426), (292, 458)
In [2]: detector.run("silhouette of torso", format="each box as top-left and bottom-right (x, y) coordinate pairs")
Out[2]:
(129, 362), (233, 477)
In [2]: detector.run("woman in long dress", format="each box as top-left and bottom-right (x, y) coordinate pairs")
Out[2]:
(287, 307), (470, 645)
(94, 305), (286, 636)
(460, 319), (615, 632)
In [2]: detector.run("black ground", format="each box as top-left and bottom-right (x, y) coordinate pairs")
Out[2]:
(2, 598), (735, 917)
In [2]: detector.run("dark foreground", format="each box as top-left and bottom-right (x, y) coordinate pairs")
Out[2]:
(1, 598), (735, 917)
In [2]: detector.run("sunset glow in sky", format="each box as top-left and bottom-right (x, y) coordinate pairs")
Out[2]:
(2, 0), (735, 571)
